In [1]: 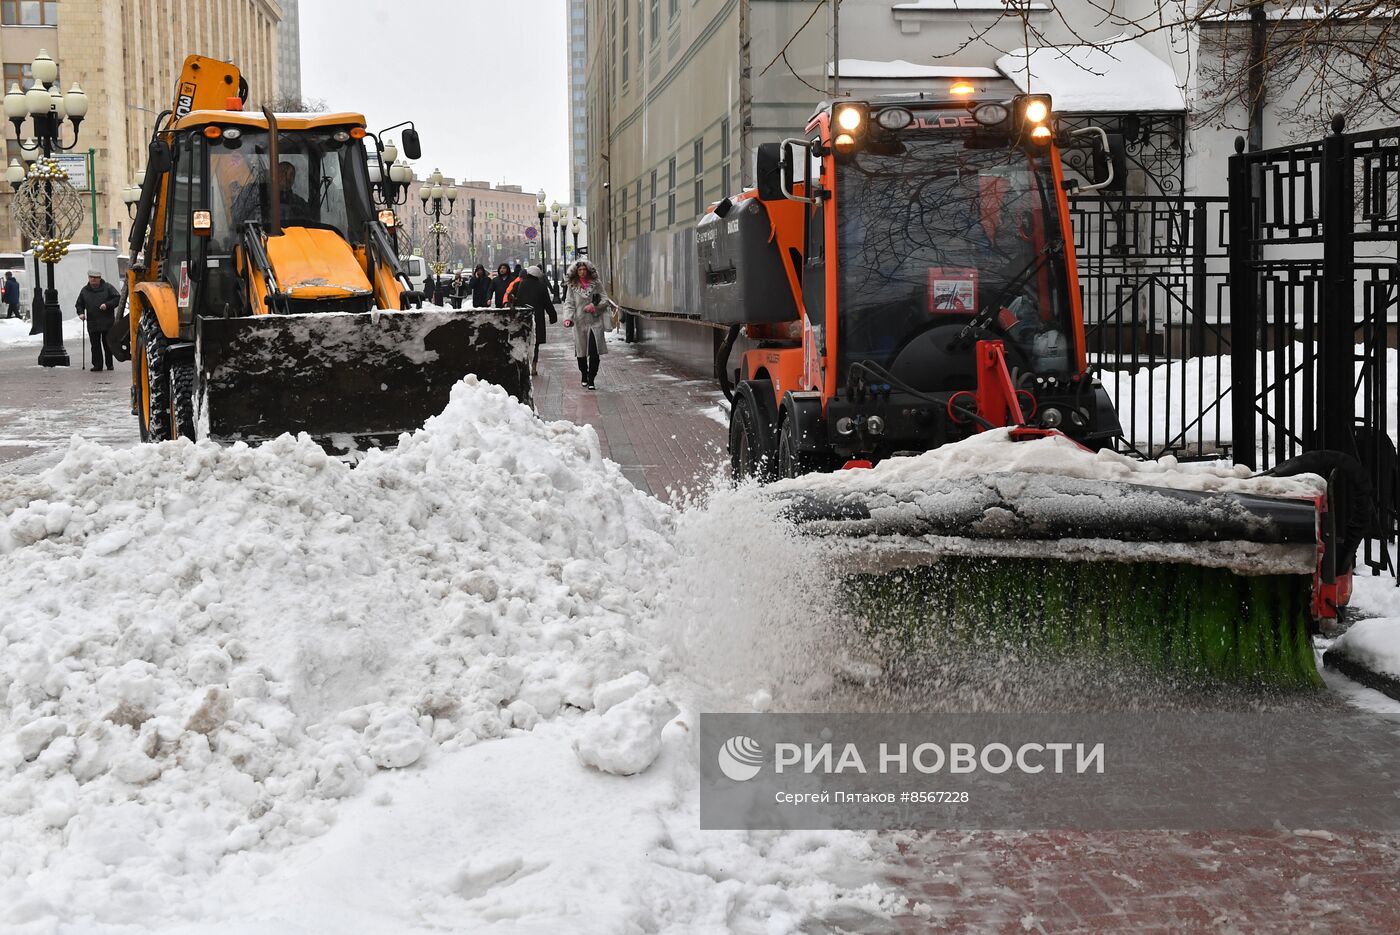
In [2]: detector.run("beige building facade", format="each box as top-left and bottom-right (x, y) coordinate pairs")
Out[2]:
(2, 0), (285, 253)
(398, 177), (546, 271)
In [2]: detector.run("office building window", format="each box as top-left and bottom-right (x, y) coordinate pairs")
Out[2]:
(2, 0), (59, 26)
(667, 157), (677, 227)
(670, 0), (679, 18)
(621, 3), (629, 82)
(649, 0), (659, 42)
(650, 168), (657, 202)
(3, 62), (34, 90)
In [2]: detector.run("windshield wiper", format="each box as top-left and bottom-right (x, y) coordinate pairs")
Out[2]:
(956, 237), (1065, 343)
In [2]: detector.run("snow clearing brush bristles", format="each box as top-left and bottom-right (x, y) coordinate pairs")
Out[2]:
(774, 451), (1371, 690)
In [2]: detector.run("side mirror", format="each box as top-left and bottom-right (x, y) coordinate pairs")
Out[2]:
(401, 127), (422, 161)
(755, 142), (784, 201)
(1069, 126), (1120, 193)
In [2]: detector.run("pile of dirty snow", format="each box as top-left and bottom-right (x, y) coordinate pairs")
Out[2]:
(0, 377), (677, 925)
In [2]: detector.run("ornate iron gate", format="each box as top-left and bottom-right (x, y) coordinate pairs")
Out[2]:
(1070, 121), (1400, 576)
(1228, 122), (1400, 574)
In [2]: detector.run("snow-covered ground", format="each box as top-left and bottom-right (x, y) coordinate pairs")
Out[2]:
(0, 377), (903, 933)
(0, 316), (85, 348)
(1099, 346), (1400, 458)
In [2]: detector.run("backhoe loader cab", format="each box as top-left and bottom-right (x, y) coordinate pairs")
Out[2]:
(122, 55), (531, 450)
(709, 93), (1120, 478)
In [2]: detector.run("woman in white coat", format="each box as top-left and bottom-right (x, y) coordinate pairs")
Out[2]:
(562, 260), (614, 390)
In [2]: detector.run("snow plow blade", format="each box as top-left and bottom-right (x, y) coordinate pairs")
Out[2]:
(196, 308), (532, 450)
(775, 476), (1330, 688)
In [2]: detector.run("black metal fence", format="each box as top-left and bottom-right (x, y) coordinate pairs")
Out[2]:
(1072, 121), (1400, 577)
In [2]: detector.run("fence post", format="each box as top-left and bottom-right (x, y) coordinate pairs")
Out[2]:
(1191, 198), (1207, 355)
(1228, 139), (1257, 468)
(1320, 116), (1356, 455)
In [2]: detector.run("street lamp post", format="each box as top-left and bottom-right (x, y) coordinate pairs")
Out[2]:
(417, 168), (457, 303)
(4, 50), (87, 367)
(549, 201), (563, 300)
(535, 189), (547, 285)
(570, 215), (581, 261)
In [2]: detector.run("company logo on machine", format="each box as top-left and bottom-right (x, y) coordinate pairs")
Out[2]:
(913, 114), (977, 131)
(175, 81), (197, 119)
(718, 736), (764, 782)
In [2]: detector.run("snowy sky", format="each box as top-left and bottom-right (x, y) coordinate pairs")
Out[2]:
(300, 0), (571, 202)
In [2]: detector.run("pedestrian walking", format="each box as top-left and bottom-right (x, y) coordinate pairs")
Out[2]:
(75, 270), (121, 372)
(2, 271), (19, 319)
(508, 265), (557, 376)
(491, 263), (516, 308)
(469, 264), (492, 308)
(447, 271), (466, 309)
(562, 260), (614, 390)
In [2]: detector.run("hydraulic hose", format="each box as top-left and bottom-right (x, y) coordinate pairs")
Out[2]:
(717, 324), (740, 403)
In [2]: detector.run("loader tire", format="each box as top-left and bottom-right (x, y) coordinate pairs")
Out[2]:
(169, 362), (196, 441)
(138, 309), (172, 442)
(730, 382), (776, 483)
(777, 414), (828, 480)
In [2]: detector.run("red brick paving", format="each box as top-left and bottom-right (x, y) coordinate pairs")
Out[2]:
(892, 830), (1400, 933)
(533, 335), (727, 501)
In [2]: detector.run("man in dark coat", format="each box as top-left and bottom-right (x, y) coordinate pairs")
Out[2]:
(491, 263), (516, 308)
(75, 270), (122, 372)
(509, 265), (556, 375)
(469, 264), (492, 308)
(2, 272), (19, 318)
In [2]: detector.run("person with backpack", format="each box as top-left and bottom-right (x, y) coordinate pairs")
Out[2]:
(508, 265), (557, 375)
(561, 260), (614, 390)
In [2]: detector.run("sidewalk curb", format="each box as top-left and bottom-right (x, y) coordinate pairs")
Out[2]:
(1323, 650), (1400, 703)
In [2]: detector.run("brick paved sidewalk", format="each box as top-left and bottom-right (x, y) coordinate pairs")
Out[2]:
(533, 334), (728, 501)
(0, 333), (134, 474)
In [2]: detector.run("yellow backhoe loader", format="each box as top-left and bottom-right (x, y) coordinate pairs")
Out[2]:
(112, 55), (531, 450)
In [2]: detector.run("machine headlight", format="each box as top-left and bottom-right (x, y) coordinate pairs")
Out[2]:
(836, 417), (855, 435)
(834, 132), (857, 154)
(972, 103), (1009, 127)
(866, 415), (886, 435)
(1030, 125), (1053, 142)
(835, 104), (865, 132)
(875, 107), (912, 131)
(1024, 99), (1050, 123)
(378, 209), (397, 227)
(1040, 407), (1063, 428)
(222, 127), (242, 140)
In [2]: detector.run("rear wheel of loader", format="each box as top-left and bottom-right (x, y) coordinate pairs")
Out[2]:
(777, 414), (828, 479)
(730, 381), (776, 482)
(138, 309), (172, 442)
(169, 362), (196, 440)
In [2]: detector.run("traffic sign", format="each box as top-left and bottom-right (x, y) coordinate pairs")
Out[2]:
(525, 226), (538, 241)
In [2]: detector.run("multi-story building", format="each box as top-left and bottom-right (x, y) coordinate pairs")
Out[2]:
(1, 0), (284, 253)
(397, 177), (547, 271)
(276, 0), (301, 103)
(566, 0), (586, 213)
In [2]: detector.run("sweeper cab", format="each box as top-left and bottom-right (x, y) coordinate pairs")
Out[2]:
(114, 55), (531, 451)
(699, 90), (1366, 658)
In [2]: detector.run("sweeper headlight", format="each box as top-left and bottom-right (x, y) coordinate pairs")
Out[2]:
(834, 102), (868, 133)
(875, 107), (913, 131)
(1013, 93), (1055, 147)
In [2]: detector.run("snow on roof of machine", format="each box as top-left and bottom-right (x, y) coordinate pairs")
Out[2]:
(830, 58), (1002, 79)
(996, 37), (1186, 112)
